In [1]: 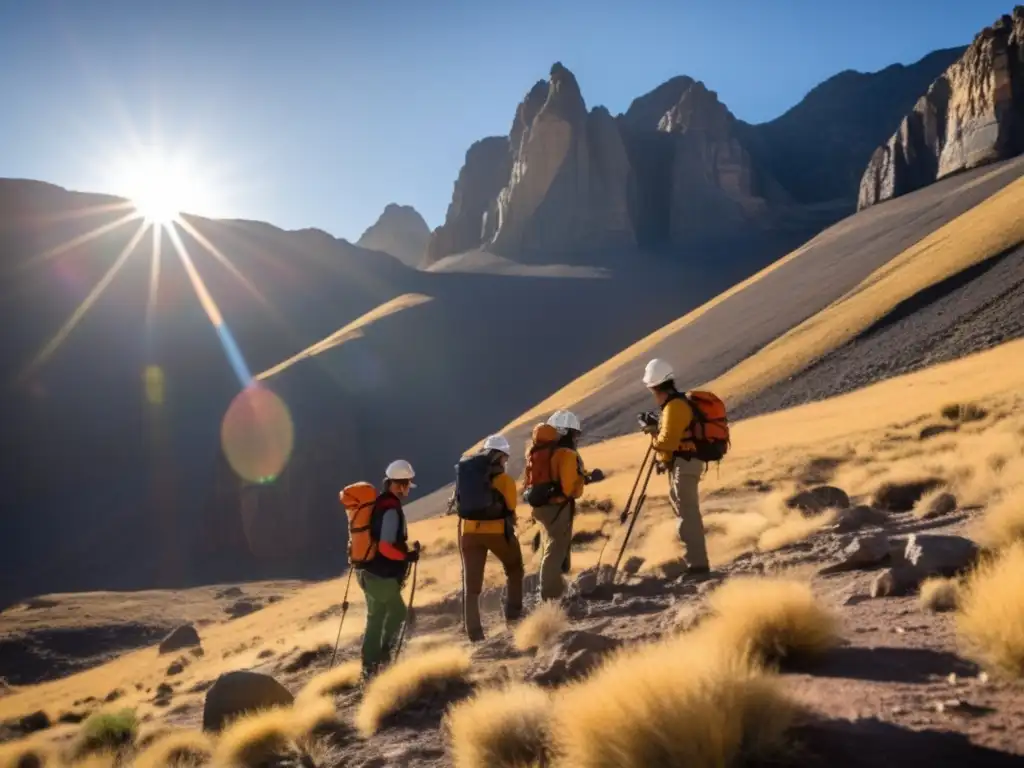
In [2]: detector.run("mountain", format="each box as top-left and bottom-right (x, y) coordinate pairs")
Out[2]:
(859, 9), (1024, 209)
(355, 203), (430, 268)
(425, 51), (961, 265)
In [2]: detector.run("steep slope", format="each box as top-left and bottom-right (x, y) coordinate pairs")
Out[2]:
(406, 156), (1024, 520)
(742, 47), (965, 205)
(355, 203), (430, 268)
(860, 8), (1024, 209)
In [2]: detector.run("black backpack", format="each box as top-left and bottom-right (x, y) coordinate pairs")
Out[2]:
(455, 454), (509, 521)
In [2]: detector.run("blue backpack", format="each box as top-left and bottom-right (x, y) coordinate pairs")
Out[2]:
(455, 454), (508, 521)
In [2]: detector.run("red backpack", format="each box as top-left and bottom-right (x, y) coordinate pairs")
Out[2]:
(682, 391), (730, 462)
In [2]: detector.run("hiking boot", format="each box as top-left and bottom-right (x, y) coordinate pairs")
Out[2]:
(467, 628), (485, 643)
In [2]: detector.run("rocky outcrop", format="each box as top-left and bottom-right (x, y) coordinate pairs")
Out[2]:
(425, 137), (511, 264)
(859, 8), (1024, 209)
(491, 63), (636, 258)
(356, 204), (430, 268)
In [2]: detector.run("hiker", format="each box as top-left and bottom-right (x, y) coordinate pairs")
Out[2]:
(641, 358), (710, 577)
(455, 434), (524, 642)
(354, 459), (420, 678)
(525, 410), (586, 601)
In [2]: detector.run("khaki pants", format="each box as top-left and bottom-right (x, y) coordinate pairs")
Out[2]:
(459, 530), (524, 639)
(670, 458), (709, 569)
(532, 501), (573, 601)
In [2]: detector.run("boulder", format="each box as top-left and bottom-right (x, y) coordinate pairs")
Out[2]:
(355, 203), (430, 268)
(834, 505), (889, 532)
(528, 630), (621, 686)
(821, 533), (891, 574)
(225, 600), (261, 619)
(918, 492), (958, 520)
(19, 710), (50, 734)
(166, 660), (186, 676)
(871, 566), (925, 598)
(202, 671), (294, 732)
(858, 9), (1024, 209)
(787, 486), (851, 515)
(871, 479), (944, 512)
(159, 624), (201, 655)
(903, 534), (978, 578)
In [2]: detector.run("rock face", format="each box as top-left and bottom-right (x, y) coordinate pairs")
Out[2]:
(859, 9), (1024, 209)
(356, 204), (430, 268)
(491, 63), (636, 259)
(159, 624), (201, 655)
(425, 137), (511, 264)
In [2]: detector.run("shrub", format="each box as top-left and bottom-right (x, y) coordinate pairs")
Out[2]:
(74, 708), (138, 758)
(213, 707), (306, 768)
(957, 542), (1024, 678)
(919, 577), (960, 613)
(296, 661), (362, 702)
(132, 729), (213, 768)
(973, 485), (1024, 550)
(355, 647), (472, 737)
(0, 738), (58, 768)
(513, 603), (568, 652)
(703, 576), (840, 665)
(445, 684), (553, 768)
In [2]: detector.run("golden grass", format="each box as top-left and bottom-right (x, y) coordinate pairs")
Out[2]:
(445, 684), (553, 768)
(74, 708), (138, 758)
(0, 738), (58, 768)
(703, 576), (840, 665)
(212, 707), (307, 768)
(973, 485), (1024, 550)
(757, 509), (837, 553)
(919, 577), (960, 613)
(553, 632), (798, 767)
(132, 729), (213, 768)
(513, 603), (569, 652)
(355, 647), (472, 737)
(957, 542), (1024, 677)
(295, 661), (362, 702)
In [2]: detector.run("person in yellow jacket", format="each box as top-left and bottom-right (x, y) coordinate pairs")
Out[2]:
(642, 358), (709, 576)
(458, 434), (524, 642)
(528, 410), (586, 601)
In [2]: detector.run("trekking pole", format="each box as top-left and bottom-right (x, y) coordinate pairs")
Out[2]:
(328, 566), (354, 669)
(393, 545), (421, 661)
(609, 456), (658, 582)
(595, 442), (654, 572)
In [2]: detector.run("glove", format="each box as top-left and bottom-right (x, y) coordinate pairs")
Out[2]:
(637, 411), (660, 435)
(655, 460), (669, 476)
(405, 541), (421, 563)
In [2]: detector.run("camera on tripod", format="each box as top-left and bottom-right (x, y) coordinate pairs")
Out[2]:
(636, 411), (659, 434)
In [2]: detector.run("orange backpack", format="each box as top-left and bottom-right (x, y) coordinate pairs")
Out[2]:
(340, 482), (379, 564)
(523, 423), (563, 507)
(684, 391), (730, 462)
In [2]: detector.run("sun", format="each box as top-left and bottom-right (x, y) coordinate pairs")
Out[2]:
(116, 149), (201, 226)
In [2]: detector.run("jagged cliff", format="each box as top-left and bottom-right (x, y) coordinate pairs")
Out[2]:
(859, 8), (1024, 209)
(356, 203), (430, 267)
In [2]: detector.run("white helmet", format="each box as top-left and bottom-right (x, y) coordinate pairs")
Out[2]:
(385, 459), (417, 487)
(547, 410), (581, 434)
(642, 358), (675, 388)
(482, 434), (511, 456)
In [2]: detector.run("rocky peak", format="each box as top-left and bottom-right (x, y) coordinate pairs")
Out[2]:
(621, 75), (697, 130)
(541, 61), (588, 125)
(511, 80), (549, 154)
(658, 81), (733, 135)
(858, 8), (1024, 209)
(356, 203), (430, 268)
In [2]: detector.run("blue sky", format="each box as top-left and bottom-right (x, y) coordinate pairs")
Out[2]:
(0, 0), (1012, 240)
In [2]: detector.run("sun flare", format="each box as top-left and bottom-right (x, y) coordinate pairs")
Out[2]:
(116, 149), (204, 226)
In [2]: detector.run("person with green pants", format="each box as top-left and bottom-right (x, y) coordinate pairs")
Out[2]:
(355, 459), (420, 679)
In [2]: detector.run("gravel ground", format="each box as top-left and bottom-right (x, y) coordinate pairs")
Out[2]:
(734, 243), (1024, 420)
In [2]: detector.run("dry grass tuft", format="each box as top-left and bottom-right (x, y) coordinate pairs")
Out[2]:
(703, 576), (840, 665)
(973, 485), (1024, 550)
(513, 603), (568, 652)
(941, 402), (988, 424)
(445, 684), (553, 768)
(757, 509), (837, 552)
(296, 661), (362, 702)
(355, 647), (472, 737)
(553, 632), (799, 767)
(0, 738), (59, 768)
(213, 707), (308, 768)
(919, 577), (960, 613)
(132, 729), (213, 768)
(957, 542), (1024, 678)
(290, 695), (347, 741)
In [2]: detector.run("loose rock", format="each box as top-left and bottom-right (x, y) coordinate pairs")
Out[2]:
(821, 533), (890, 574)
(787, 485), (851, 515)
(904, 534), (978, 578)
(202, 671), (294, 732)
(834, 505), (888, 532)
(159, 624), (201, 655)
(918, 492), (958, 520)
(528, 630), (622, 686)
(871, 479), (944, 512)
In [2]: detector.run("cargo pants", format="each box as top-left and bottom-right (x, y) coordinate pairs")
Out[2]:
(532, 501), (573, 601)
(356, 570), (407, 674)
(459, 529), (525, 640)
(670, 457), (709, 569)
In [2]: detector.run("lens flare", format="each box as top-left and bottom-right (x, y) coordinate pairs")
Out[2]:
(220, 384), (294, 483)
(143, 365), (165, 406)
